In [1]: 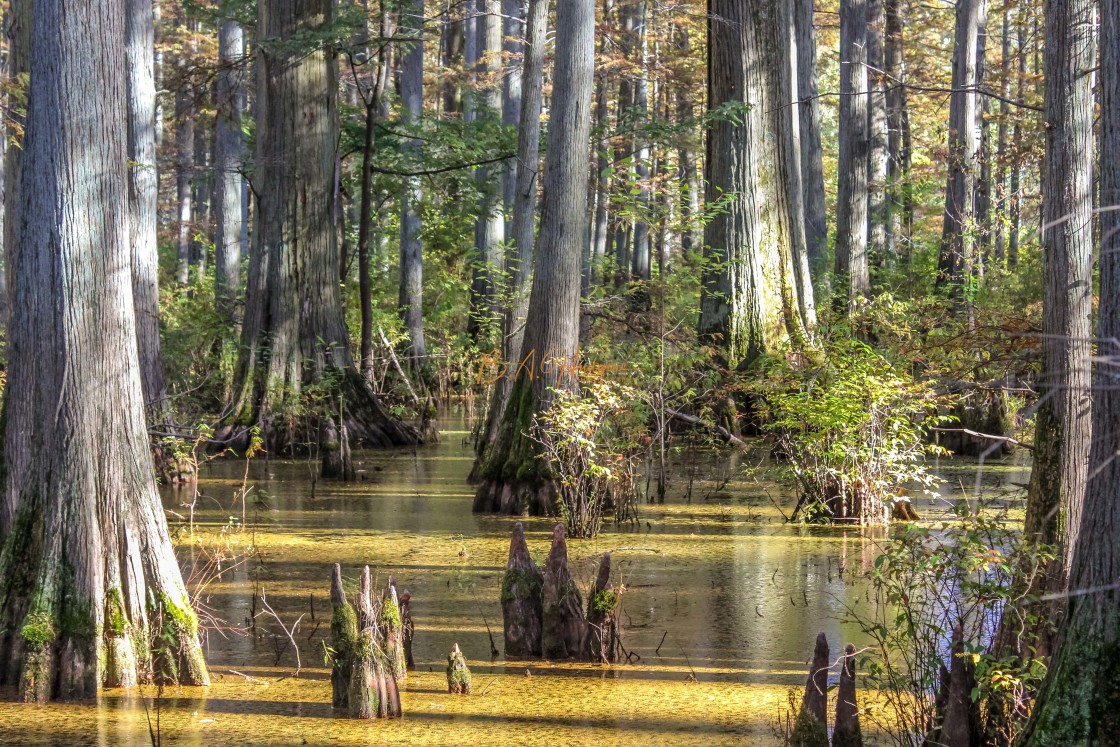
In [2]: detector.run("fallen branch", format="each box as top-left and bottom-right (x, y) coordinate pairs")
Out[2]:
(931, 427), (1034, 451)
(667, 410), (748, 448)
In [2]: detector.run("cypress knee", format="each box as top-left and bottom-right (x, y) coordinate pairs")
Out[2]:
(583, 553), (620, 663)
(791, 632), (830, 746)
(833, 644), (863, 747)
(329, 564), (401, 718)
(542, 524), (586, 659)
(400, 590), (415, 669)
(502, 522), (544, 657)
(447, 643), (472, 694)
(380, 577), (407, 683)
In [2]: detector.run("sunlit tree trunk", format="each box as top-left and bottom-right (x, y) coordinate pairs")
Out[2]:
(2, 0), (32, 325)
(214, 20), (245, 325)
(221, 0), (419, 452)
(0, 0), (208, 700)
(399, 0), (427, 373)
(1022, 0), (1094, 585)
(127, 0), (170, 419)
(936, 0), (985, 306)
(629, 0), (653, 289)
(975, 2), (992, 273)
(835, 0), (870, 310)
(467, 0), (506, 340)
(1019, 0), (1118, 736)
(699, 0), (810, 367)
(884, 0), (913, 252)
(473, 0), (595, 515)
(795, 0), (828, 282)
(476, 0), (548, 459)
(866, 0), (892, 265)
(502, 0), (524, 236)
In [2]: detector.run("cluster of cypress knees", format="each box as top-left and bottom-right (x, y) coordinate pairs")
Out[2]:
(328, 522), (623, 719)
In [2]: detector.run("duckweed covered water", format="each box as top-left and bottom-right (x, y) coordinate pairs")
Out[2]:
(0, 417), (1031, 745)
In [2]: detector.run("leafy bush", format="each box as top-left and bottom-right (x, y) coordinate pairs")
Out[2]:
(531, 380), (643, 538)
(755, 337), (950, 523)
(851, 504), (1054, 745)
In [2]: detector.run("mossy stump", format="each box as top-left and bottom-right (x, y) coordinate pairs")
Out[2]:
(501, 522), (544, 658)
(328, 564), (401, 719)
(542, 524), (586, 659)
(446, 643), (471, 694)
(833, 644), (863, 747)
(379, 576), (407, 684)
(583, 553), (620, 663)
(791, 632), (830, 746)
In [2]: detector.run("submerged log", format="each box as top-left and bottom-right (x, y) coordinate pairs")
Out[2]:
(446, 642), (472, 694)
(791, 632), (830, 746)
(939, 628), (982, 747)
(583, 553), (620, 663)
(833, 644), (863, 747)
(542, 524), (586, 659)
(380, 577), (407, 683)
(329, 564), (401, 719)
(502, 522), (544, 658)
(400, 590), (415, 669)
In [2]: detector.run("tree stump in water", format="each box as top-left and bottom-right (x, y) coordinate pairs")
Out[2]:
(833, 644), (863, 747)
(542, 524), (586, 659)
(321, 416), (356, 481)
(380, 576), (407, 683)
(583, 553), (620, 663)
(446, 643), (472, 694)
(400, 590), (415, 669)
(328, 564), (401, 718)
(791, 632), (830, 746)
(939, 628), (982, 747)
(502, 522), (544, 658)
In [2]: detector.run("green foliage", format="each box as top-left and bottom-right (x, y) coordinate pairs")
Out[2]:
(754, 335), (951, 523)
(531, 380), (644, 538)
(852, 504), (1055, 745)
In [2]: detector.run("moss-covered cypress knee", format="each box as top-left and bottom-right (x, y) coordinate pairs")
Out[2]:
(446, 643), (472, 694)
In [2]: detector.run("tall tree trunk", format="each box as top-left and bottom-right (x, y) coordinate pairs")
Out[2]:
(214, 20), (245, 325)
(192, 109), (212, 280)
(128, 0), (170, 419)
(0, 0), (209, 700)
(1022, 0), (1094, 585)
(467, 0), (506, 340)
(835, 0), (871, 310)
(2, 0), (31, 327)
(221, 0), (419, 452)
(174, 22), (196, 288)
(399, 0), (428, 373)
(974, 1), (992, 274)
(866, 0), (892, 265)
(441, 9), (464, 115)
(1007, 16), (1025, 268)
(699, 0), (810, 367)
(502, 0), (525, 236)
(473, 0), (595, 516)
(795, 0), (829, 282)
(591, 5), (613, 279)
(1019, 0), (1119, 735)
(884, 0), (913, 254)
(777, 0), (818, 329)
(629, 0), (653, 289)
(936, 0), (985, 307)
(993, 8), (1011, 266)
(475, 0), (548, 458)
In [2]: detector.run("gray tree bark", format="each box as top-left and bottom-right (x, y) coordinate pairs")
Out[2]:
(1019, 0), (1120, 735)
(476, 0), (548, 457)
(2, 0), (31, 326)
(127, 0), (170, 419)
(0, 0), (208, 700)
(1022, 0), (1094, 583)
(884, 0), (913, 252)
(866, 0), (892, 266)
(835, 0), (871, 310)
(936, 0), (985, 306)
(399, 0), (428, 371)
(794, 0), (828, 282)
(473, 0), (595, 515)
(214, 20), (245, 325)
(502, 0), (525, 234)
(222, 0), (419, 451)
(699, 0), (811, 367)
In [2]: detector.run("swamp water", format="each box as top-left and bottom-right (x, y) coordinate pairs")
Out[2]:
(0, 418), (1030, 746)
